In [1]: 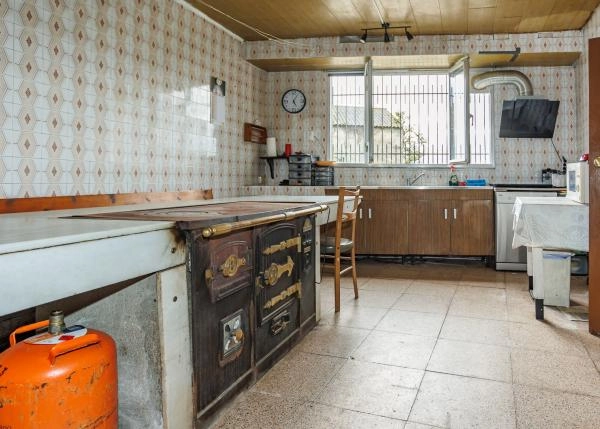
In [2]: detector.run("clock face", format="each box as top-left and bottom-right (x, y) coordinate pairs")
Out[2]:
(282, 89), (306, 113)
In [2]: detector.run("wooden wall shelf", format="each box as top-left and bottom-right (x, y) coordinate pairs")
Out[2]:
(244, 123), (267, 144)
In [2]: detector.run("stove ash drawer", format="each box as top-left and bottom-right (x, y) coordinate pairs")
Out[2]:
(255, 300), (299, 361)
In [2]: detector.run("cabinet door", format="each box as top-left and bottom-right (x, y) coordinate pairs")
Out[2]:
(361, 201), (409, 254)
(450, 199), (494, 255)
(408, 200), (451, 254)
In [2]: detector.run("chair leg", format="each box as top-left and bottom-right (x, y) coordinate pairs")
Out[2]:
(334, 255), (341, 313)
(351, 248), (358, 300)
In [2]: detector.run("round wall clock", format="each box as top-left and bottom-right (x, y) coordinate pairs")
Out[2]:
(281, 89), (306, 113)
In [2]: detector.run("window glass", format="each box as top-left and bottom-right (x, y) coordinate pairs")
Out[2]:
(329, 66), (491, 166)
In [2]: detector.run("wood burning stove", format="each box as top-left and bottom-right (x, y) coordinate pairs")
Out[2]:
(76, 200), (325, 424)
(188, 214), (317, 422)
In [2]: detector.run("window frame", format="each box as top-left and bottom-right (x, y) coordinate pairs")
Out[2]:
(328, 62), (494, 168)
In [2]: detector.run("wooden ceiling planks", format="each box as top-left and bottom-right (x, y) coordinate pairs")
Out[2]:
(188, 0), (600, 41)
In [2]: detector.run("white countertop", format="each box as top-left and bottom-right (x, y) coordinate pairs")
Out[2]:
(0, 195), (340, 316)
(0, 195), (338, 255)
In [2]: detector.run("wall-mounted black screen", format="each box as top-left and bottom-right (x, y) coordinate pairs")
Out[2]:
(499, 98), (560, 138)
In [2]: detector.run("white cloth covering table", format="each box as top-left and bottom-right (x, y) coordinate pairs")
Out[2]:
(512, 196), (589, 319)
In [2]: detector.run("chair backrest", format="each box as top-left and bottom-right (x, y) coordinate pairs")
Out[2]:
(334, 186), (361, 243)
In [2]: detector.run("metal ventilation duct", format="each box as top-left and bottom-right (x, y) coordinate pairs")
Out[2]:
(471, 70), (533, 96)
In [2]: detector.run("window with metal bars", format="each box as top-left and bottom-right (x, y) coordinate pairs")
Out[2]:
(329, 72), (492, 165)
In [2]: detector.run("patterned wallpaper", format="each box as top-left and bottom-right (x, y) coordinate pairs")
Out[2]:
(1, 1), (596, 197)
(0, 0), (267, 198)
(578, 6), (600, 153)
(253, 33), (585, 186)
(262, 66), (579, 187)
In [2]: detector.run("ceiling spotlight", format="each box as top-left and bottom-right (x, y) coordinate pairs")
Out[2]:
(360, 30), (368, 43)
(382, 22), (390, 43)
(405, 27), (414, 41)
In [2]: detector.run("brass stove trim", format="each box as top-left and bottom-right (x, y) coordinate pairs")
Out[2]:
(201, 205), (327, 238)
(262, 235), (301, 255)
(263, 281), (302, 310)
(263, 256), (294, 286)
(219, 254), (247, 277)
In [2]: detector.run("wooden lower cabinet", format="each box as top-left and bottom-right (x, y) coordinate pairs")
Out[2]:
(357, 200), (408, 254)
(451, 199), (494, 255)
(407, 200), (451, 254)
(326, 188), (493, 257)
(408, 197), (493, 256)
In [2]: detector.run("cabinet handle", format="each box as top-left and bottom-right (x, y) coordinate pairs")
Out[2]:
(368, 208), (372, 219)
(453, 208), (457, 219)
(444, 208), (448, 220)
(359, 208), (362, 219)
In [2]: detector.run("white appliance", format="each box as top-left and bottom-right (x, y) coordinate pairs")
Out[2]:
(494, 185), (562, 271)
(566, 162), (589, 203)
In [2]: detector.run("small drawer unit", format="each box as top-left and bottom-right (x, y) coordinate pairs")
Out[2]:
(312, 166), (335, 186)
(288, 154), (314, 186)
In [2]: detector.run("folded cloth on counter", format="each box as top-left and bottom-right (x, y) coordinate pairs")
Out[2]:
(512, 196), (589, 252)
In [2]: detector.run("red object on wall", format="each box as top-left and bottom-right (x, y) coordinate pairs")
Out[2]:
(0, 315), (118, 428)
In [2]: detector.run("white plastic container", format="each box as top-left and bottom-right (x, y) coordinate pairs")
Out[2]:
(266, 137), (277, 157)
(540, 250), (572, 306)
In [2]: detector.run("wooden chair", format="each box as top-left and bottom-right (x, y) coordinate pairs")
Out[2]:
(320, 186), (361, 312)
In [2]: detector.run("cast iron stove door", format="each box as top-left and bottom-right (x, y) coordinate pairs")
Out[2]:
(254, 221), (302, 361)
(189, 230), (254, 417)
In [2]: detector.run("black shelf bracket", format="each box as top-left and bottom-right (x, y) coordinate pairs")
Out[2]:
(260, 156), (287, 179)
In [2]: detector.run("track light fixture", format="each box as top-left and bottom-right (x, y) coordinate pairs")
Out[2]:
(358, 23), (414, 43)
(360, 30), (368, 43)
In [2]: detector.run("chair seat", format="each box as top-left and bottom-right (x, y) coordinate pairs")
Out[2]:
(321, 236), (353, 254)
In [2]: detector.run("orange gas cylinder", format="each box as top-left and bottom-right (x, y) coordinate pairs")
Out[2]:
(0, 311), (118, 428)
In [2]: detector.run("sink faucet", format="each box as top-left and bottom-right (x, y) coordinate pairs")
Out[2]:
(407, 171), (426, 186)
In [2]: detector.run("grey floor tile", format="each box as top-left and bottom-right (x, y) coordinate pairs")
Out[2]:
(508, 321), (588, 356)
(409, 372), (515, 429)
(404, 423), (444, 429)
(320, 305), (389, 329)
(405, 281), (458, 298)
(376, 309), (446, 338)
(448, 297), (508, 321)
(293, 402), (406, 428)
(317, 360), (423, 420)
(211, 390), (305, 429)
(361, 278), (412, 295)
(253, 349), (346, 401)
(298, 324), (370, 358)
(320, 274), (369, 290)
(577, 330), (600, 361)
(454, 285), (507, 300)
(345, 289), (402, 309)
(427, 338), (512, 382)
(511, 348), (600, 397)
(440, 315), (511, 346)
(352, 330), (437, 370)
(504, 272), (529, 291)
(393, 293), (452, 314)
(403, 422), (441, 429)
(514, 384), (600, 429)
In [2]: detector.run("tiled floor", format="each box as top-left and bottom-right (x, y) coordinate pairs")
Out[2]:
(211, 260), (600, 429)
